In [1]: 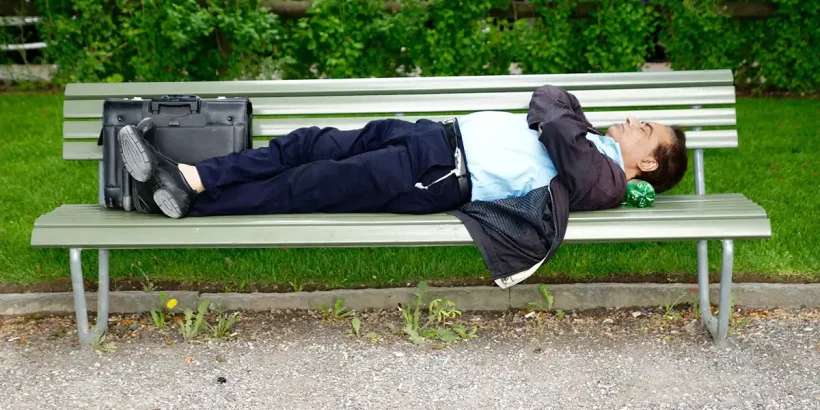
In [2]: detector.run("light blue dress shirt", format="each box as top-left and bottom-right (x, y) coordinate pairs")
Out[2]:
(457, 111), (625, 202)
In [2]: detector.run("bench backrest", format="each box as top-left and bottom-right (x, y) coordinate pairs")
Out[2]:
(62, 69), (737, 199)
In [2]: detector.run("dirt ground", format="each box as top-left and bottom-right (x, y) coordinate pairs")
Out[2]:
(1, 306), (818, 409)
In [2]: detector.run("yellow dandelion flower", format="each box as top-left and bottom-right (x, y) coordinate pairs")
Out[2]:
(166, 298), (178, 309)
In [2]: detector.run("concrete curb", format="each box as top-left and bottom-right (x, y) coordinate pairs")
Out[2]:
(0, 284), (817, 316)
(510, 283), (820, 310)
(0, 291), (200, 316)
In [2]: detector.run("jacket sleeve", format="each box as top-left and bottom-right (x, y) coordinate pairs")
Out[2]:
(530, 85), (627, 211)
(526, 85), (593, 130)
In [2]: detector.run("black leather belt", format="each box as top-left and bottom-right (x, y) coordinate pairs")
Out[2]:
(442, 118), (471, 204)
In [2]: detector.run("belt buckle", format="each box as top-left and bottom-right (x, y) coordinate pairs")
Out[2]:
(443, 117), (465, 177)
(453, 147), (465, 177)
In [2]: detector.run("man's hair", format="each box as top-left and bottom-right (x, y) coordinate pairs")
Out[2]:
(640, 126), (687, 194)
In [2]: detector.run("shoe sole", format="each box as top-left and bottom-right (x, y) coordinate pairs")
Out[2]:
(153, 189), (184, 219)
(119, 126), (154, 183)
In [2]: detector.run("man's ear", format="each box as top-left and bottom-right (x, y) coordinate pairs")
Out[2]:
(638, 157), (658, 173)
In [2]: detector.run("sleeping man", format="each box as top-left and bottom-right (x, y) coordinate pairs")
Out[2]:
(117, 84), (687, 287)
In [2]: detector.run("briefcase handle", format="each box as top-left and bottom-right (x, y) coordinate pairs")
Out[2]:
(151, 95), (200, 114)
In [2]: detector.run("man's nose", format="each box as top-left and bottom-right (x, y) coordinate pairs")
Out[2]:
(625, 117), (639, 127)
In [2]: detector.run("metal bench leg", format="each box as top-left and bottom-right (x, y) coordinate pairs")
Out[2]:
(69, 248), (92, 346)
(697, 240), (735, 342)
(95, 163), (111, 335)
(68, 248), (111, 347)
(96, 249), (110, 335)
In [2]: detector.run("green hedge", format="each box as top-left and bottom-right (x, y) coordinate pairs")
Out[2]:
(32, 0), (819, 92)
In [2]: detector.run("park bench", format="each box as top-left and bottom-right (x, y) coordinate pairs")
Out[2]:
(31, 69), (771, 346)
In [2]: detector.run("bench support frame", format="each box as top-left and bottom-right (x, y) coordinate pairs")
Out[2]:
(69, 161), (112, 346)
(692, 107), (735, 343)
(697, 240), (734, 342)
(70, 248), (110, 346)
(65, 239), (737, 346)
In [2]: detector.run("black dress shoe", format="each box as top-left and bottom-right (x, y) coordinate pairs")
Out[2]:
(129, 118), (162, 214)
(135, 116), (156, 144)
(133, 179), (162, 214)
(118, 121), (197, 218)
(118, 118), (159, 183)
(151, 165), (197, 219)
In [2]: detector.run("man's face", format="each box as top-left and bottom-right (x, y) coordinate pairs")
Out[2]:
(606, 117), (673, 173)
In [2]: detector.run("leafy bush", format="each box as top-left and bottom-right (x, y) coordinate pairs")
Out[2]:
(278, 0), (407, 79)
(659, 0), (819, 93)
(578, 0), (660, 73)
(739, 0), (819, 92)
(36, 0), (281, 84)
(30, 0), (818, 92)
(399, 0), (512, 76)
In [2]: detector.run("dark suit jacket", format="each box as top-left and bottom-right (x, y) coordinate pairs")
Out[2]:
(448, 85), (627, 287)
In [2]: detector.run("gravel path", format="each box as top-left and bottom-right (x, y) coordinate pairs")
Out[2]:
(1, 307), (818, 410)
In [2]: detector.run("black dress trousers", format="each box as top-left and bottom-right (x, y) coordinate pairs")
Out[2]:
(188, 118), (463, 217)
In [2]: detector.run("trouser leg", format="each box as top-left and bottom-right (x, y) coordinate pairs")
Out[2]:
(189, 144), (462, 216)
(194, 118), (442, 197)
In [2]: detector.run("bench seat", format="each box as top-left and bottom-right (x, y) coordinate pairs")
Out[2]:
(32, 194), (770, 249)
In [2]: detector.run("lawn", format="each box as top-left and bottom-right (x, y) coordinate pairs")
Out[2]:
(0, 93), (818, 291)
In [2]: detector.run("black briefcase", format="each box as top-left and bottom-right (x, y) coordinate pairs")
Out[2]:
(98, 95), (253, 212)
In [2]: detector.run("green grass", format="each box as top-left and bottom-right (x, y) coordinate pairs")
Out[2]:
(1, 93), (818, 289)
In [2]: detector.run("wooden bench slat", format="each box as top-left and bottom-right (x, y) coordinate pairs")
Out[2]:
(62, 142), (103, 160)
(62, 128), (738, 160)
(35, 203), (767, 225)
(32, 194), (767, 225)
(63, 108), (736, 139)
(30, 195), (771, 248)
(31, 195), (765, 224)
(684, 130), (738, 149)
(63, 87), (737, 118)
(33, 196), (765, 225)
(64, 70), (734, 99)
(30, 217), (773, 248)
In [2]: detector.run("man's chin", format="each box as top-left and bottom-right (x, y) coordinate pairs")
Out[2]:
(605, 126), (618, 138)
